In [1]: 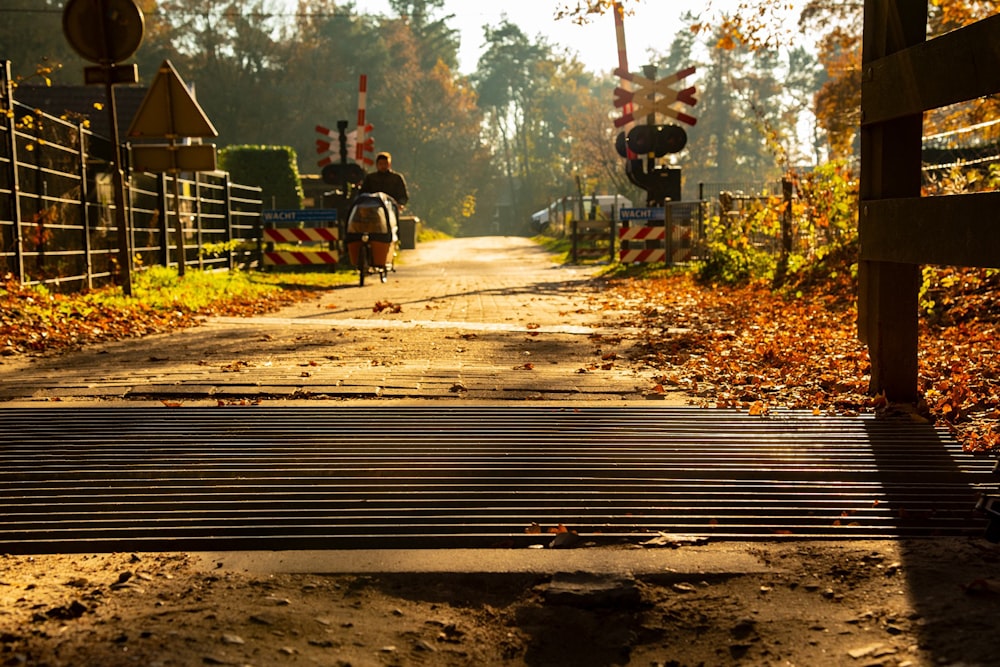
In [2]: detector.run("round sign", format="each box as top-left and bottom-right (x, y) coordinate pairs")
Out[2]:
(63, 0), (145, 65)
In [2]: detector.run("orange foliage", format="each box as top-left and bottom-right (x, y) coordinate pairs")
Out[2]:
(596, 270), (1000, 453)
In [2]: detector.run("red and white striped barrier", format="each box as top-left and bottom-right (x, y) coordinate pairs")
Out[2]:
(619, 225), (665, 242)
(263, 227), (338, 244)
(612, 2), (637, 158)
(619, 224), (667, 264)
(620, 248), (666, 263)
(264, 250), (339, 266)
(263, 226), (339, 266)
(356, 75), (373, 166)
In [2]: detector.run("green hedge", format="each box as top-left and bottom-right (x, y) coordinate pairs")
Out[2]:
(219, 145), (303, 209)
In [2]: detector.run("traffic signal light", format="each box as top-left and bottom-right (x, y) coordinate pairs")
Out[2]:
(615, 124), (687, 158)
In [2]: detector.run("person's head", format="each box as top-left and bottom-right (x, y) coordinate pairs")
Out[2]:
(375, 152), (391, 172)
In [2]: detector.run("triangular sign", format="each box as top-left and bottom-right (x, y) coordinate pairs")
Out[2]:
(127, 60), (218, 139)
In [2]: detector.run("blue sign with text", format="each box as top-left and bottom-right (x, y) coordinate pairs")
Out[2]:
(262, 209), (338, 223)
(620, 207), (665, 221)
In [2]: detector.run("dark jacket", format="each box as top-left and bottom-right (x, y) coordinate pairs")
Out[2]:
(361, 169), (409, 206)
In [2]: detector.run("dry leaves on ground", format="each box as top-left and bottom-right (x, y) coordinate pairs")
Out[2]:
(594, 271), (999, 452)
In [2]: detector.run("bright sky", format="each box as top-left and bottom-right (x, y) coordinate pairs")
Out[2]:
(345, 1), (737, 75)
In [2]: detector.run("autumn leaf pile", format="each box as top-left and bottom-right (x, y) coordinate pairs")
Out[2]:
(595, 267), (1000, 453)
(0, 273), (312, 357)
(595, 272), (871, 412)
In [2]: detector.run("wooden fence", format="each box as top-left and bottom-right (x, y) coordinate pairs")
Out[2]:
(0, 60), (262, 291)
(859, 3), (1000, 401)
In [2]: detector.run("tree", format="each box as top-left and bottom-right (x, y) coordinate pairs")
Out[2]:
(783, 46), (824, 166)
(277, 1), (386, 164)
(811, 24), (861, 160)
(474, 20), (551, 230)
(0, 1), (78, 81)
(372, 18), (488, 233)
(152, 1), (288, 147)
(474, 21), (611, 231)
(387, 0), (460, 72)
(565, 73), (640, 204)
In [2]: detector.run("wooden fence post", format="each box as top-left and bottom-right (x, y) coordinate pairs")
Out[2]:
(773, 177), (794, 287)
(858, 0), (926, 403)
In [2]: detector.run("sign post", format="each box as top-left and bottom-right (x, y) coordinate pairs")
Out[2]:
(612, 64), (697, 206)
(63, 0), (144, 295)
(127, 60), (219, 276)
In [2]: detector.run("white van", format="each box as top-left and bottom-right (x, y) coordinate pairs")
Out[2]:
(531, 194), (633, 231)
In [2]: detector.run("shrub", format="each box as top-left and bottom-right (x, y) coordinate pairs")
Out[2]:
(219, 146), (303, 210)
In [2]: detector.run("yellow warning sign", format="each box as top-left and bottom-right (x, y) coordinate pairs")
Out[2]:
(127, 60), (218, 139)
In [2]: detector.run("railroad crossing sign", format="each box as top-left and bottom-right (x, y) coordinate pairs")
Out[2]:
(614, 66), (698, 128)
(316, 123), (373, 168)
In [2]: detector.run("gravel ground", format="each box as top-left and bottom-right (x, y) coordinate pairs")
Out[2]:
(2, 237), (999, 666)
(2, 540), (1000, 666)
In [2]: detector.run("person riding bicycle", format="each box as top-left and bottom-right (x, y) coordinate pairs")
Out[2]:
(361, 152), (409, 209)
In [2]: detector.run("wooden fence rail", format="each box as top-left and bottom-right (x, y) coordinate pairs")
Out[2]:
(0, 60), (262, 291)
(859, 3), (1000, 401)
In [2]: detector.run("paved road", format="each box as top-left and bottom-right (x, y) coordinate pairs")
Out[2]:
(0, 237), (666, 404)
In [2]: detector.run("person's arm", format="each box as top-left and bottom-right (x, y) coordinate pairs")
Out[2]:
(395, 173), (409, 206)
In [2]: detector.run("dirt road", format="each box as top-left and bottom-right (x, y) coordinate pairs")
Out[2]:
(2, 237), (999, 666)
(0, 236), (670, 404)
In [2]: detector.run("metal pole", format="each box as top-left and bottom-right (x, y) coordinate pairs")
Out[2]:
(105, 76), (132, 295)
(78, 121), (94, 290)
(91, 0), (134, 296)
(2, 60), (25, 283)
(194, 173), (203, 270)
(172, 166), (185, 276)
(222, 173), (234, 271)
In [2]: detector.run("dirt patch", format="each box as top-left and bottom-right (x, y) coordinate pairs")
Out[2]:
(3, 539), (1000, 666)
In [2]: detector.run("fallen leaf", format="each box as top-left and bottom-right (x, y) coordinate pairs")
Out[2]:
(373, 300), (402, 313)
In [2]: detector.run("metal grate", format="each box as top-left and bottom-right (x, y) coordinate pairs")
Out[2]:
(0, 406), (994, 553)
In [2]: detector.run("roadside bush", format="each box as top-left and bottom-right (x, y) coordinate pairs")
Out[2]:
(697, 160), (859, 288)
(219, 146), (303, 210)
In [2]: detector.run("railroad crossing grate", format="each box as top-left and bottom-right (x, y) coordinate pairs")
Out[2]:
(0, 406), (994, 553)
